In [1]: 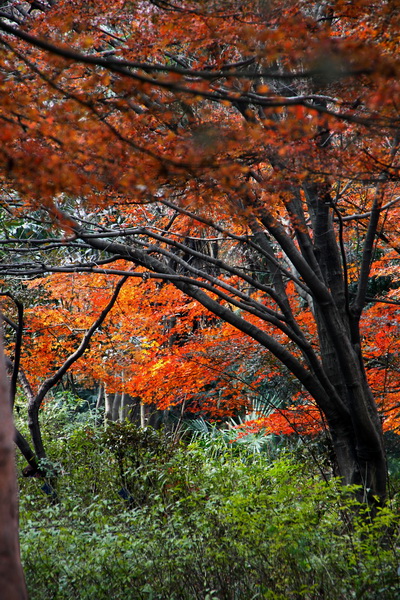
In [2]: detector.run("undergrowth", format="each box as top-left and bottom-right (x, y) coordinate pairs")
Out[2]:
(17, 405), (400, 600)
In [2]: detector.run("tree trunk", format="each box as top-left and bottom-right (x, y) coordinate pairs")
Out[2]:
(104, 386), (113, 422)
(140, 401), (149, 428)
(119, 392), (133, 421)
(95, 383), (104, 410)
(310, 308), (387, 503)
(112, 392), (121, 422)
(328, 417), (386, 505)
(0, 326), (28, 599)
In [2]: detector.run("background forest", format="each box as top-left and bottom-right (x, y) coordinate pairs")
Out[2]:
(0, 0), (399, 598)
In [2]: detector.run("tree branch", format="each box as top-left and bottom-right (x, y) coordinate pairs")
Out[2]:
(28, 274), (128, 458)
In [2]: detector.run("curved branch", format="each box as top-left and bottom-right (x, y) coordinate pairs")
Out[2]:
(28, 274), (128, 458)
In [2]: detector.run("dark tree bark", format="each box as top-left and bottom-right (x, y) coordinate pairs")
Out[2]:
(0, 323), (28, 599)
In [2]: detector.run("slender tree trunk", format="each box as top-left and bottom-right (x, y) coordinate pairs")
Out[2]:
(14, 428), (38, 475)
(120, 392), (133, 421)
(0, 326), (28, 599)
(126, 396), (141, 425)
(95, 383), (104, 410)
(140, 401), (148, 428)
(112, 392), (121, 422)
(104, 386), (113, 422)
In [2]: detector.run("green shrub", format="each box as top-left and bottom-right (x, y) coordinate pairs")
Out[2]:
(19, 433), (400, 600)
(101, 421), (178, 507)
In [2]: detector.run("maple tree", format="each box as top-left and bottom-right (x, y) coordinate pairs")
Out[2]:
(0, 0), (399, 507)
(1, 274), (128, 464)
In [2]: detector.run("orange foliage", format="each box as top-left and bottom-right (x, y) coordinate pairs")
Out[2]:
(0, 0), (399, 446)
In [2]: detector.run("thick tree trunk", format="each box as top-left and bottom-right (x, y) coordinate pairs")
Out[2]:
(329, 420), (386, 505)
(296, 184), (388, 504)
(0, 327), (28, 599)
(315, 314), (387, 503)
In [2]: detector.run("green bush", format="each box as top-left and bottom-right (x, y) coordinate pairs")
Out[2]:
(101, 422), (178, 508)
(19, 425), (400, 600)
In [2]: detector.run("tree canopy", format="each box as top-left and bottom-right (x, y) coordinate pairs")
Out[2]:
(0, 0), (399, 504)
